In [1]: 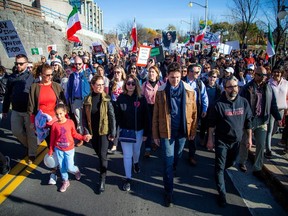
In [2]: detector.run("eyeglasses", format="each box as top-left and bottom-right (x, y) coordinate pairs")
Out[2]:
(75, 63), (82, 66)
(204, 67), (210, 69)
(193, 71), (200, 74)
(255, 73), (267, 77)
(225, 85), (238, 90)
(42, 73), (53, 77)
(209, 76), (217, 79)
(14, 62), (27, 66)
(131, 67), (137, 70)
(95, 83), (104, 87)
(126, 81), (136, 86)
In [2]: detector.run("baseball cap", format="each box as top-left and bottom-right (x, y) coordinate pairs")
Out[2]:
(247, 64), (255, 70)
(50, 50), (57, 55)
(224, 67), (234, 74)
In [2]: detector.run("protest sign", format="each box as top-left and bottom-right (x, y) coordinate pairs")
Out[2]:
(31, 47), (43, 55)
(108, 44), (116, 54)
(225, 40), (240, 50)
(0, 20), (27, 58)
(218, 43), (232, 55)
(47, 44), (57, 53)
(120, 38), (127, 48)
(194, 43), (200, 51)
(92, 42), (104, 54)
(136, 45), (151, 67)
(150, 46), (164, 63)
(203, 32), (220, 46)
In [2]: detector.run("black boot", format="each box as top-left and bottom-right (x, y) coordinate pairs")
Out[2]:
(99, 178), (105, 193)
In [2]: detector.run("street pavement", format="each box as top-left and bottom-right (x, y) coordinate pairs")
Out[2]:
(0, 117), (287, 216)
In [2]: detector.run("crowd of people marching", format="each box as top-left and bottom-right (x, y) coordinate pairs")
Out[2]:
(0, 46), (287, 207)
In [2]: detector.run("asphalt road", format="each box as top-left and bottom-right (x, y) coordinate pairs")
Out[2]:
(0, 119), (286, 216)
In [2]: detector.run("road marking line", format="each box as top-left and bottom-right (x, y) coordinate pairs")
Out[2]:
(0, 142), (48, 204)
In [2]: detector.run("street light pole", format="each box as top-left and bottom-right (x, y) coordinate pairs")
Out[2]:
(181, 17), (192, 34)
(188, 0), (208, 30)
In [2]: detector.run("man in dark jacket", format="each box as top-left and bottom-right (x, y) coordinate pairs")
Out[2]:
(2, 54), (37, 164)
(207, 76), (253, 207)
(238, 66), (281, 177)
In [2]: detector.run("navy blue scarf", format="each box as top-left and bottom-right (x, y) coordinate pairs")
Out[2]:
(165, 81), (187, 136)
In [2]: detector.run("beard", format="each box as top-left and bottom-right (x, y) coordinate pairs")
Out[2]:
(229, 91), (238, 98)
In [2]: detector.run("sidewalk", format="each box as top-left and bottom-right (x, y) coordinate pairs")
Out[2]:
(248, 132), (288, 211)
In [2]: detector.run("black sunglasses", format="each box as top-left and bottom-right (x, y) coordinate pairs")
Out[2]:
(126, 81), (136, 86)
(255, 73), (267, 77)
(14, 62), (27, 66)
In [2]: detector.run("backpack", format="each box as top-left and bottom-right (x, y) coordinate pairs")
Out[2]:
(0, 77), (7, 97)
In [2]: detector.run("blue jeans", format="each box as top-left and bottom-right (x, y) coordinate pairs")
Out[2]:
(215, 139), (239, 196)
(161, 137), (186, 195)
(55, 148), (79, 181)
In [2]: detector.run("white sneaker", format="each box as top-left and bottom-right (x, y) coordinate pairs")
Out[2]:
(48, 173), (57, 185)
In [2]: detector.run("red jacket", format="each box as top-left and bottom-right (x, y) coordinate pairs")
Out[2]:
(49, 119), (84, 155)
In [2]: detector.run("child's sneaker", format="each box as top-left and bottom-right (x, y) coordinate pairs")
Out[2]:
(60, 180), (70, 192)
(75, 170), (81, 180)
(2, 156), (11, 175)
(48, 173), (57, 185)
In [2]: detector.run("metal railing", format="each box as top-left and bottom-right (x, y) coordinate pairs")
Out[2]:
(41, 5), (103, 35)
(41, 5), (68, 22)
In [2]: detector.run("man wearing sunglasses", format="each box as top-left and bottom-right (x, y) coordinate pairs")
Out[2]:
(66, 56), (90, 145)
(2, 54), (37, 164)
(183, 63), (209, 166)
(238, 66), (282, 178)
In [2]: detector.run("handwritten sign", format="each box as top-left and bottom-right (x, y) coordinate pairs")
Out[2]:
(136, 45), (151, 67)
(0, 20), (26, 58)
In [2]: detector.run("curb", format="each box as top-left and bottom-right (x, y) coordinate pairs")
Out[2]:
(248, 149), (288, 212)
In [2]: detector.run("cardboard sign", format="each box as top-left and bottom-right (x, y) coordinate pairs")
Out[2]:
(47, 44), (57, 53)
(225, 40), (240, 50)
(218, 43), (232, 55)
(0, 20), (27, 58)
(120, 38), (127, 48)
(31, 47), (43, 55)
(203, 32), (220, 46)
(136, 45), (151, 67)
(108, 44), (116, 54)
(150, 47), (160, 57)
(194, 43), (200, 51)
(150, 46), (164, 63)
(93, 44), (103, 54)
(181, 47), (188, 55)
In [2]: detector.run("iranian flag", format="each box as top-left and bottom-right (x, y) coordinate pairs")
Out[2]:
(131, 18), (137, 53)
(195, 26), (207, 42)
(67, 7), (82, 43)
(266, 24), (275, 59)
